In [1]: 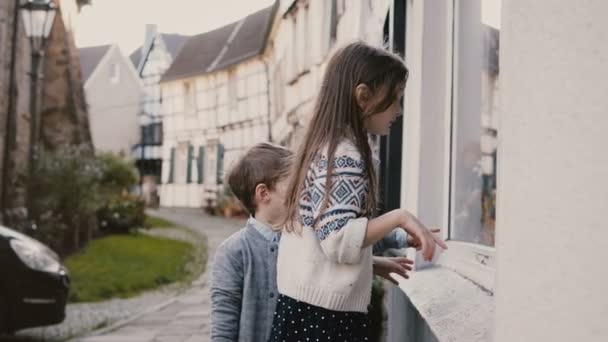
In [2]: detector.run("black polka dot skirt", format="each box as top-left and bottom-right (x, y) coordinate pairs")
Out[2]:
(268, 294), (371, 342)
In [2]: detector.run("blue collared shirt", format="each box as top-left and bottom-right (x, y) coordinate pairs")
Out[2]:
(248, 216), (281, 243)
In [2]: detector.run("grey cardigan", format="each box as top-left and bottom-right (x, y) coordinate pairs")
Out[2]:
(210, 221), (406, 342)
(210, 222), (279, 342)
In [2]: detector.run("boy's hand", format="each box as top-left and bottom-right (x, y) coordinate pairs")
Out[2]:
(373, 256), (413, 285)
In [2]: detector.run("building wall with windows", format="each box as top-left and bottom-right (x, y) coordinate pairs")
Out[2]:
(160, 59), (270, 208)
(130, 27), (189, 206)
(268, 0), (390, 148)
(159, 4), (275, 209)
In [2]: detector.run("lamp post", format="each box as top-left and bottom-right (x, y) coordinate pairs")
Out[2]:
(21, 0), (57, 218)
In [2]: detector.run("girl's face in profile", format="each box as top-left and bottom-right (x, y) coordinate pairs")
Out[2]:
(363, 93), (404, 136)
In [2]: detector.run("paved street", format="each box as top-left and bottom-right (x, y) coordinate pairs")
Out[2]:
(69, 208), (243, 342)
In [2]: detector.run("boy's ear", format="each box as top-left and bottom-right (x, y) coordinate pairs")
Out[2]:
(254, 183), (270, 204)
(355, 83), (371, 111)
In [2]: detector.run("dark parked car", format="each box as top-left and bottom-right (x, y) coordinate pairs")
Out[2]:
(0, 225), (69, 334)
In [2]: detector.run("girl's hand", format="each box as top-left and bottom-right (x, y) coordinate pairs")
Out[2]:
(407, 228), (444, 250)
(373, 256), (413, 285)
(400, 211), (448, 261)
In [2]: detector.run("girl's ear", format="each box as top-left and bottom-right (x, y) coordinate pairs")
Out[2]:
(255, 183), (270, 204)
(355, 83), (372, 111)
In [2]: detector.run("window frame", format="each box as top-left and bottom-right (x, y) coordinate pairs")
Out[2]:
(447, 0), (497, 291)
(399, 0), (497, 293)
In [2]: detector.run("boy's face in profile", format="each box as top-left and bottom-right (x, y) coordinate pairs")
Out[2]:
(261, 177), (289, 226)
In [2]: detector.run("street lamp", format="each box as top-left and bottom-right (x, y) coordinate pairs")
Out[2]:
(21, 0), (57, 218)
(21, 0), (57, 167)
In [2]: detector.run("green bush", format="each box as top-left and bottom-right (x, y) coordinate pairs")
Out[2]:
(28, 146), (104, 256)
(97, 194), (145, 235)
(95, 153), (143, 235)
(97, 152), (139, 196)
(25, 148), (144, 256)
(369, 277), (386, 342)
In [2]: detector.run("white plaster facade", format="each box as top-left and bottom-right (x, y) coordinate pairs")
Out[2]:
(160, 58), (270, 208)
(494, 1), (608, 341)
(83, 45), (143, 155)
(268, 0), (390, 147)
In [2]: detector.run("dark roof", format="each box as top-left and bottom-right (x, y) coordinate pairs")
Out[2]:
(79, 45), (112, 81)
(161, 3), (277, 82)
(129, 33), (190, 68)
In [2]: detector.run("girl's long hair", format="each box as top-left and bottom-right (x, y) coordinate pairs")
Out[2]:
(283, 42), (409, 233)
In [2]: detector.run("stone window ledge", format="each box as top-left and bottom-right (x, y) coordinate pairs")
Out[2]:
(387, 244), (495, 342)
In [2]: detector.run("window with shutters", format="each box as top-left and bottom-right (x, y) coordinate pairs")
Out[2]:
(167, 147), (175, 184)
(197, 146), (205, 184)
(216, 143), (225, 184)
(186, 145), (194, 184)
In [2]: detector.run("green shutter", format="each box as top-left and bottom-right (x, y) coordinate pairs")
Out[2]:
(198, 146), (205, 184)
(216, 143), (225, 184)
(186, 144), (193, 183)
(168, 147), (175, 183)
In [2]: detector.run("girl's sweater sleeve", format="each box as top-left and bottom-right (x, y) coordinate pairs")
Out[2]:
(306, 143), (369, 264)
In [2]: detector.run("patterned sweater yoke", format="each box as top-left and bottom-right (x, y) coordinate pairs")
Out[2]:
(277, 139), (374, 313)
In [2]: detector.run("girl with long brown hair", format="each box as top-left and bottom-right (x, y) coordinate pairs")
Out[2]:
(270, 42), (447, 341)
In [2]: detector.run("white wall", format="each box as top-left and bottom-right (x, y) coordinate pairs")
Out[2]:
(160, 58), (270, 208)
(85, 46), (142, 155)
(269, 0), (390, 147)
(495, 1), (608, 341)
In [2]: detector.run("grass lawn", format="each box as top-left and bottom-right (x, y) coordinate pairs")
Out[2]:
(144, 215), (175, 228)
(65, 233), (194, 302)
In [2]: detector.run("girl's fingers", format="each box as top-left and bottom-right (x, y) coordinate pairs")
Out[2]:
(434, 235), (449, 250)
(419, 230), (432, 261)
(394, 267), (409, 279)
(391, 257), (414, 264)
(401, 263), (412, 271)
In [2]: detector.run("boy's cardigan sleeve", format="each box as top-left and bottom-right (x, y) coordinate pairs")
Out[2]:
(210, 238), (243, 341)
(373, 229), (408, 255)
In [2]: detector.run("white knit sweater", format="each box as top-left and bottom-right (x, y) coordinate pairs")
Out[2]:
(277, 140), (373, 313)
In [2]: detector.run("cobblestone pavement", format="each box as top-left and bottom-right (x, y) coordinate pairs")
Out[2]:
(1, 208), (242, 342)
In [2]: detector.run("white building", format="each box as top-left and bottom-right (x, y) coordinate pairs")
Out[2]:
(159, 5), (276, 208)
(268, 0), (390, 147)
(79, 44), (143, 155)
(129, 27), (189, 206)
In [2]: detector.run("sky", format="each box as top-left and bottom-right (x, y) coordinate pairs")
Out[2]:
(75, 0), (275, 55)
